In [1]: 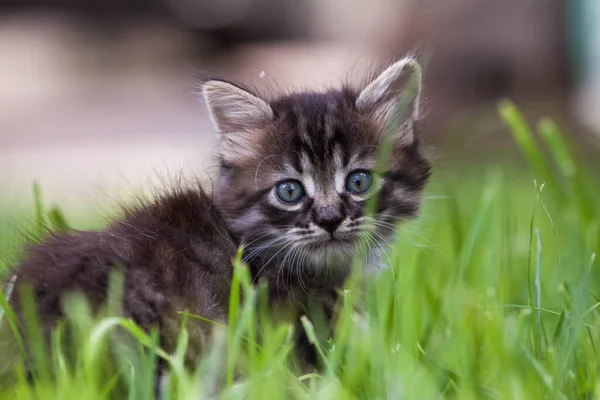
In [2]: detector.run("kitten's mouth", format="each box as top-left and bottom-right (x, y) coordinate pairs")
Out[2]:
(304, 234), (355, 249)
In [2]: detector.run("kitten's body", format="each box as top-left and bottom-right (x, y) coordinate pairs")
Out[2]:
(2, 57), (431, 373)
(11, 189), (236, 353)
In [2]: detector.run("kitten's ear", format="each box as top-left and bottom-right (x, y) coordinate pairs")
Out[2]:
(202, 80), (273, 135)
(356, 57), (423, 145)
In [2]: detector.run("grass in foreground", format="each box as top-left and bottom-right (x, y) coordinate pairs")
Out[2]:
(0, 100), (599, 399)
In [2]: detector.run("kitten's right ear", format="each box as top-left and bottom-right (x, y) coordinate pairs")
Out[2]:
(356, 57), (423, 146)
(202, 80), (273, 135)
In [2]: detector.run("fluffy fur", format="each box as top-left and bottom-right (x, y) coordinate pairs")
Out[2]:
(2, 56), (432, 372)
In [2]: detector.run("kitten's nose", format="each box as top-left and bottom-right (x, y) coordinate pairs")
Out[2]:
(313, 206), (345, 233)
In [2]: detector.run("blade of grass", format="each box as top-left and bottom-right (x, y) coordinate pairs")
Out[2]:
(18, 285), (51, 383)
(498, 100), (559, 201)
(538, 118), (596, 223)
(32, 182), (46, 238)
(534, 229), (547, 356)
(0, 275), (16, 323)
(551, 310), (566, 345)
(522, 346), (568, 400)
(47, 207), (70, 234)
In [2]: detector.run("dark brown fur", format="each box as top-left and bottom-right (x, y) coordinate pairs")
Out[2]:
(10, 188), (237, 353)
(3, 58), (432, 374)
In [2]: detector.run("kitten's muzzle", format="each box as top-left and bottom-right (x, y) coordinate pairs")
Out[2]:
(313, 205), (345, 233)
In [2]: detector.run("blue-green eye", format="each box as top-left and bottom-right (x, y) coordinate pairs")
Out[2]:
(276, 180), (305, 203)
(346, 170), (373, 194)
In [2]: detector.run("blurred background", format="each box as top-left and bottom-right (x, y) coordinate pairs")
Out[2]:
(0, 0), (598, 208)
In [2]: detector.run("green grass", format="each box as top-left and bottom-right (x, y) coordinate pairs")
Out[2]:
(1, 100), (599, 399)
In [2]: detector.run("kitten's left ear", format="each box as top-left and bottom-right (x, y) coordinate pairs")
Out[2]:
(356, 57), (423, 145)
(202, 80), (273, 135)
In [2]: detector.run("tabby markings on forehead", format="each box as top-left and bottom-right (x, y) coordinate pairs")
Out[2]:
(333, 145), (345, 193)
(324, 101), (338, 139)
(298, 151), (310, 171)
(293, 104), (311, 143)
(298, 153), (316, 197)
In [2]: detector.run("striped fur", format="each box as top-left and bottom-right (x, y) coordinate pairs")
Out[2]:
(204, 57), (432, 289)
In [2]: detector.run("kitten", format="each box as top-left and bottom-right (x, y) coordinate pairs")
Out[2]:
(1, 56), (431, 374)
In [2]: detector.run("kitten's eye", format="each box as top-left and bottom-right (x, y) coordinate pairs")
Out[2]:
(276, 180), (305, 203)
(346, 170), (373, 194)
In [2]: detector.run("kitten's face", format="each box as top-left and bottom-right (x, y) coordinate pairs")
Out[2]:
(204, 58), (431, 276)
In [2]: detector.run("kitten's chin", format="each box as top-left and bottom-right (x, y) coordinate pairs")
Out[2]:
(302, 238), (386, 279)
(302, 240), (357, 274)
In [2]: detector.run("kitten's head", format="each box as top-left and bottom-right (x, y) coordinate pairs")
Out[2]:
(203, 57), (431, 278)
